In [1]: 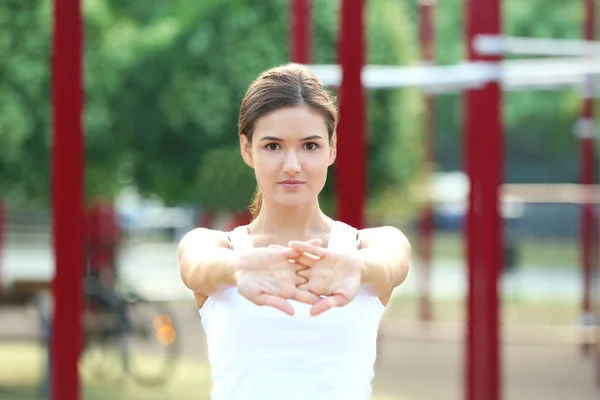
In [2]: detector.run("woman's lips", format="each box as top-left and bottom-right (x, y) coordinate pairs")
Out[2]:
(279, 180), (305, 188)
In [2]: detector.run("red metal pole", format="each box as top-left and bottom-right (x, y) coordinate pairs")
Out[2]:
(580, 0), (597, 356)
(464, 0), (503, 399)
(418, 0), (436, 323)
(290, 0), (311, 64)
(51, 0), (84, 399)
(336, 0), (366, 229)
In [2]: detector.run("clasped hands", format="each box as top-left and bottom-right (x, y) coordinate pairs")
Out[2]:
(235, 238), (363, 317)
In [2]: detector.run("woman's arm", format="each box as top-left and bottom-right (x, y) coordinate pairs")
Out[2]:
(177, 228), (238, 304)
(358, 226), (411, 305)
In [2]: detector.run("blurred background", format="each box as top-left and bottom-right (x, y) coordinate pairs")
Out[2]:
(1, 0), (599, 399)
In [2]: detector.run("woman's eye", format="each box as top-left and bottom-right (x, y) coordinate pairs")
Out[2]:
(266, 143), (280, 151)
(303, 142), (319, 151)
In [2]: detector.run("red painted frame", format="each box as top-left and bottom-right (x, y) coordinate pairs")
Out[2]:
(51, 0), (84, 399)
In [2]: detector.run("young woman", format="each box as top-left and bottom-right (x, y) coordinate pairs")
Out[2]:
(178, 63), (411, 400)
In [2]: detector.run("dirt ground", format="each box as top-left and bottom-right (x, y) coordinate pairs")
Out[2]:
(0, 299), (598, 400)
(145, 300), (600, 400)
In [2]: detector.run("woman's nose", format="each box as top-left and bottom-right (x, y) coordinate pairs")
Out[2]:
(283, 151), (301, 175)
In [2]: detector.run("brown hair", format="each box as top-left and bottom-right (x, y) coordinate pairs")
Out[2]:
(238, 63), (338, 219)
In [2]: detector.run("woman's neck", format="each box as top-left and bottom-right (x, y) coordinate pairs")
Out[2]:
(248, 198), (333, 240)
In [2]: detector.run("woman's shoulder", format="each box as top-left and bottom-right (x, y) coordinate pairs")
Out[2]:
(356, 225), (407, 248)
(178, 227), (233, 250)
(329, 221), (404, 249)
(357, 225), (404, 235)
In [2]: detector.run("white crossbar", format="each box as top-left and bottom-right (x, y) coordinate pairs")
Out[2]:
(307, 57), (600, 94)
(474, 35), (600, 57)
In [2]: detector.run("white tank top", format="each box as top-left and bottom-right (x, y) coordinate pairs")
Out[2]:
(199, 221), (386, 400)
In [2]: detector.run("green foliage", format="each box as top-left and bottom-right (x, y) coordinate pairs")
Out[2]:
(1, 0), (422, 215)
(0, 0), (51, 205)
(3, 0), (597, 214)
(366, 1), (423, 216)
(196, 147), (256, 212)
(311, 0), (423, 217)
(125, 0), (422, 212)
(428, 0), (588, 181)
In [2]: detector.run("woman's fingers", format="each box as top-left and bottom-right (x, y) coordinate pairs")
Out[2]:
(310, 294), (349, 316)
(253, 293), (295, 316)
(270, 238), (321, 250)
(296, 268), (310, 279)
(294, 253), (318, 268)
(294, 273), (308, 286)
(274, 238), (323, 264)
(289, 241), (328, 258)
(294, 262), (308, 273)
(306, 238), (323, 246)
(292, 288), (321, 305)
(279, 247), (303, 260)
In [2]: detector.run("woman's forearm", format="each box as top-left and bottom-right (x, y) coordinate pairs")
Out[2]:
(178, 229), (239, 296)
(359, 247), (409, 297)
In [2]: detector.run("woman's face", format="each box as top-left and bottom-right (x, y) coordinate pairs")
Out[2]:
(240, 105), (336, 207)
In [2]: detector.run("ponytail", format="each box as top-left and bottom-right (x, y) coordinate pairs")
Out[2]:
(249, 188), (262, 220)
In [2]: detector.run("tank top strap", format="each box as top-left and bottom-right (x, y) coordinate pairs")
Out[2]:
(328, 221), (359, 252)
(227, 225), (254, 251)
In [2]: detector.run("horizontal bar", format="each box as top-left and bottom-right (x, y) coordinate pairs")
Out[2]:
(306, 58), (600, 94)
(474, 35), (600, 57)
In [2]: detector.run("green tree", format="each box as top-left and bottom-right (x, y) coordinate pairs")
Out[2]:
(116, 0), (423, 217)
(414, 0), (589, 182)
(0, 0), (51, 206)
(1, 0), (423, 222)
(314, 0), (423, 219)
(0, 0), (150, 206)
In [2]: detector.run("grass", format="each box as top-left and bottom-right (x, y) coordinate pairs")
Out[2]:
(0, 232), (588, 399)
(0, 344), (412, 400)
(0, 297), (590, 400)
(0, 343), (212, 400)
(385, 295), (581, 326)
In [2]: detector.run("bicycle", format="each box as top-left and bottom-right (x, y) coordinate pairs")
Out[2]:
(78, 271), (181, 387)
(33, 272), (181, 399)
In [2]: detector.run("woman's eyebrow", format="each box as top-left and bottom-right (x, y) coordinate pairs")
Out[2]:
(259, 135), (324, 142)
(300, 135), (324, 141)
(259, 136), (283, 142)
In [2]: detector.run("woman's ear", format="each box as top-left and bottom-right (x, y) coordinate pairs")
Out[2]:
(240, 133), (254, 168)
(328, 132), (337, 166)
